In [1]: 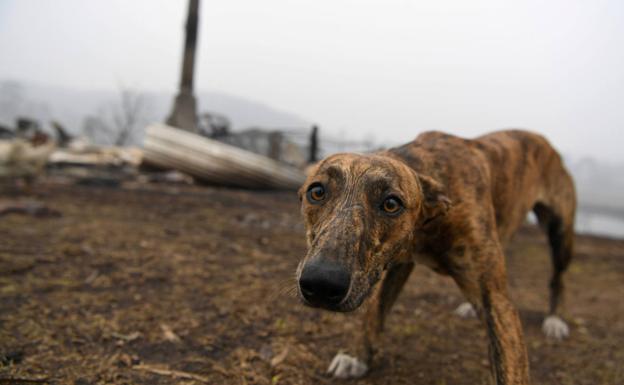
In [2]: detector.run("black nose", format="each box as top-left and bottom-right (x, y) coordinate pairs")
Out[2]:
(299, 260), (350, 306)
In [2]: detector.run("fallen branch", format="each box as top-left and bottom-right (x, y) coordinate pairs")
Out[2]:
(0, 378), (49, 384)
(0, 201), (61, 218)
(132, 364), (210, 383)
(110, 331), (142, 342)
(160, 323), (181, 343)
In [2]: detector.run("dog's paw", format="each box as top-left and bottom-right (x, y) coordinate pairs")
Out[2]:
(542, 315), (570, 340)
(327, 352), (368, 379)
(454, 302), (477, 318)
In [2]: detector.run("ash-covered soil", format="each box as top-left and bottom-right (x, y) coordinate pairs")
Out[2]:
(1, 182), (623, 385)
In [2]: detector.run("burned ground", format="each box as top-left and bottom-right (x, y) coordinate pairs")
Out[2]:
(1, 182), (623, 385)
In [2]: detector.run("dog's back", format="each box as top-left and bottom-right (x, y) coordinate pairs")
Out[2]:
(474, 130), (576, 244)
(391, 129), (575, 245)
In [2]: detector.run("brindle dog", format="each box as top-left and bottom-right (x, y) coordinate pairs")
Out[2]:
(295, 130), (576, 385)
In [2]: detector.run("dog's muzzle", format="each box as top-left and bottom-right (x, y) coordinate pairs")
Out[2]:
(298, 258), (350, 308)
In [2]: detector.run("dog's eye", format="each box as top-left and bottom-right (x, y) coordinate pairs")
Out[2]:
(381, 196), (403, 215)
(306, 183), (326, 204)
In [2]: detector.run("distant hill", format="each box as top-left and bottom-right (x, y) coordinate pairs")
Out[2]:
(0, 79), (311, 143)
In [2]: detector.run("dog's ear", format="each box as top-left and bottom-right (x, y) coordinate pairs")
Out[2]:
(417, 174), (452, 226)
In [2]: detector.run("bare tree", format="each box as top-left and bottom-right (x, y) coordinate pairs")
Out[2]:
(112, 89), (144, 146)
(82, 88), (146, 146)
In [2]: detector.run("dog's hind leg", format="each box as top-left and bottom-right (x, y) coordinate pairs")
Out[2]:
(533, 199), (575, 340)
(327, 262), (414, 379)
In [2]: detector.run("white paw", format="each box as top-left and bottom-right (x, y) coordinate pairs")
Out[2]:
(454, 302), (477, 318)
(542, 315), (570, 340)
(327, 352), (368, 379)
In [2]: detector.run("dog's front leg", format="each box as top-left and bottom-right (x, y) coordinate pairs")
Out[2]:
(481, 280), (530, 384)
(327, 262), (415, 379)
(456, 253), (530, 385)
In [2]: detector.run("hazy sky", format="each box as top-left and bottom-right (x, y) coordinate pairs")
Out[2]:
(1, 0), (623, 161)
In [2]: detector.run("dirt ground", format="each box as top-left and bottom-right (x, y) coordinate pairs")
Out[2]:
(1, 181), (623, 385)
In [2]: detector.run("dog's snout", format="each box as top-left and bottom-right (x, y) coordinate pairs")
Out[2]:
(299, 260), (350, 307)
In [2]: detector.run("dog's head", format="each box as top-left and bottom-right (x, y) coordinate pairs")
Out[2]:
(296, 152), (450, 312)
